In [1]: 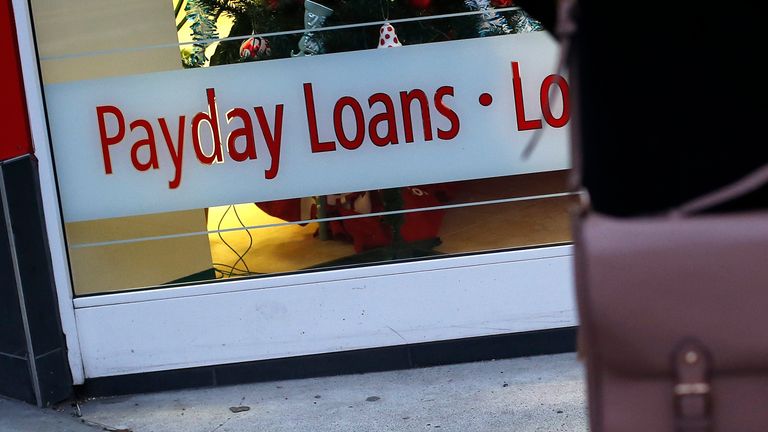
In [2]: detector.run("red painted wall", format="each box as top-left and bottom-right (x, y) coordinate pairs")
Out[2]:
(0, 0), (34, 161)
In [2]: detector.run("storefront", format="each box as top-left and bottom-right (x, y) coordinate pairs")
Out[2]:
(2, 0), (576, 404)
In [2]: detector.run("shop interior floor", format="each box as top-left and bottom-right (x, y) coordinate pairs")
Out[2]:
(208, 171), (575, 279)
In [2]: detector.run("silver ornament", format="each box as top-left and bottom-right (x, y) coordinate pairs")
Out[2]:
(292, 0), (334, 57)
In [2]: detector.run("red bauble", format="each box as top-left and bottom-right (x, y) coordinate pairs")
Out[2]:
(408, 0), (431, 10)
(491, 0), (515, 6)
(239, 37), (272, 60)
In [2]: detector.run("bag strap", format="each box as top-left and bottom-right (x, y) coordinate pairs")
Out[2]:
(673, 162), (768, 216)
(553, 0), (581, 193)
(521, 0), (579, 166)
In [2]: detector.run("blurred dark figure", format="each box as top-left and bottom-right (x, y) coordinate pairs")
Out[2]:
(522, 1), (768, 215)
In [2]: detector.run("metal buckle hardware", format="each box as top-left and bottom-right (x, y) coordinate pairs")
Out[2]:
(674, 383), (710, 396)
(673, 341), (712, 432)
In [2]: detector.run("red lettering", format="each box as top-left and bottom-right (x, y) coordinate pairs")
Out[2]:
(226, 108), (257, 162)
(368, 93), (399, 147)
(399, 90), (433, 143)
(158, 116), (186, 190)
(511, 62), (543, 131)
(304, 83), (336, 153)
(129, 119), (159, 171)
(434, 86), (460, 140)
(254, 105), (284, 180)
(333, 97), (365, 150)
(96, 105), (125, 174)
(540, 75), (570, 128)
(191, 88), (224, 165)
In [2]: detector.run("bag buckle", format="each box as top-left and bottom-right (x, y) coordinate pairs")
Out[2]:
(674, 382), (710, 396)
(673, 341), (712, 432)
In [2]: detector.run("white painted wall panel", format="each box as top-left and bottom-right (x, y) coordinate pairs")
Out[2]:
(75, 247), (576, 378)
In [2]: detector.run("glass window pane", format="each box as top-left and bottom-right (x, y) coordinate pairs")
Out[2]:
(30, 0), (573, 296)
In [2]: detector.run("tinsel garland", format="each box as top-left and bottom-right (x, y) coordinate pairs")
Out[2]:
(185, 0), (220, 67)
(463, 0), (510, 36)
(509, 8), (543, 33)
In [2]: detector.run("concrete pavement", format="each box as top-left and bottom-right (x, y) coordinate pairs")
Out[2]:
(0, 397), (96, 432)
(2, 353), (586, 432)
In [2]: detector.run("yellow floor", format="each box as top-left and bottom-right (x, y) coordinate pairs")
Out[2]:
(207, 206), (355, 276)
(208, 171), (575, 279)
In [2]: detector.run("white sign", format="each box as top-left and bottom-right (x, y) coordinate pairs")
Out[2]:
(45, 32), (570, 222)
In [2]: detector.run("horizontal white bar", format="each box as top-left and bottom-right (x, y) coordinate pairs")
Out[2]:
(74, 244), (573, 308)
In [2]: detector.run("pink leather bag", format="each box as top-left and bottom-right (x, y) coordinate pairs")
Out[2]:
(574, 164), (768, 432)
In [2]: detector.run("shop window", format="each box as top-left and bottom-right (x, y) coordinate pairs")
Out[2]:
(31, 0), (574, 295)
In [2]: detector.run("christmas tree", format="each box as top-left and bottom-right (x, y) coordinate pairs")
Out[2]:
(176, 0), (542, 68)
